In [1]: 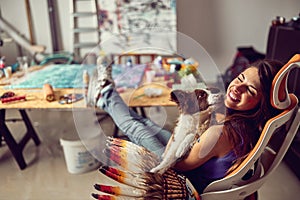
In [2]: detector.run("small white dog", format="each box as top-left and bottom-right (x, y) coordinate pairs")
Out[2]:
(150, 88), (223, 174)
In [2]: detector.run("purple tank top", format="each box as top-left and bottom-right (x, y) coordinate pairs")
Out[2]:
(181, 150), (237, 193)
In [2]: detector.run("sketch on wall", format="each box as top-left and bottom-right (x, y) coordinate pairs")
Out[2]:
(97, 0), (177, 54)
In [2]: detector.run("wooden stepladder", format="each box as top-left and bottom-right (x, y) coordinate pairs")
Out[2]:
(70, 0), (101, 62)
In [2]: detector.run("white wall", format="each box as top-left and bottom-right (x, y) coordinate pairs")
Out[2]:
(177, 0), (300, 71)
(0, 0), (299, 72)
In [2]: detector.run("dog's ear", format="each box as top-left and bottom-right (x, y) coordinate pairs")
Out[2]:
(170, 90), (185, 103)
(194, 89), (208, 100)
(206, 87), (220, 94)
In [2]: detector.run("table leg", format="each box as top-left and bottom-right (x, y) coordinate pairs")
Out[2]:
(132, 107), (147, 118)
(19, 109), (41, 146)
(0, 109), (40, 170)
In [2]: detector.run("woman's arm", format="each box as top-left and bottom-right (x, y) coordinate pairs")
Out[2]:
(174, 125), (232, 171)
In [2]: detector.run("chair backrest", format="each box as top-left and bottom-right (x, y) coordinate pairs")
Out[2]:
(201, 54), (300, 200)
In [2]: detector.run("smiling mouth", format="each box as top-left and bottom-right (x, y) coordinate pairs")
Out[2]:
(228, 92), (240, 102)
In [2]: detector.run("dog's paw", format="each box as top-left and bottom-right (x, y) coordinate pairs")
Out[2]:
(176, 134), (195, 158)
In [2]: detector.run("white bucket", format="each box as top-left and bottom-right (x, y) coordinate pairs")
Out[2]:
(60, 134), (101, 174)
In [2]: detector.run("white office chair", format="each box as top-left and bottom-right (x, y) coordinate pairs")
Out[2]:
(200, 54), (300, 200)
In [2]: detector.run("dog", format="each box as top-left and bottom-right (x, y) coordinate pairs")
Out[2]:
(150, 88), (223, 174)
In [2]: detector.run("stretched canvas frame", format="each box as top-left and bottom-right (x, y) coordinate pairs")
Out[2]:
(97, 0), (177, 54)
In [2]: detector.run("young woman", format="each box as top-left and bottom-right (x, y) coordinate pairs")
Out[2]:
(87, 58), (283, 194)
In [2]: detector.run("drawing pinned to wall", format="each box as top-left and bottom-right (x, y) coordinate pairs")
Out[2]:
(97, 0), (177, 54)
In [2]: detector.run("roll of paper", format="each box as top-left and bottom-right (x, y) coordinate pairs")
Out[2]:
(43, 83), (55, 102)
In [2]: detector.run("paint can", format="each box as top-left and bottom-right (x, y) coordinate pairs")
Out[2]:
(60, 133), (100, 174)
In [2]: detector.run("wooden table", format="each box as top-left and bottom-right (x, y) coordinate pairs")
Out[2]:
(0, 66), (176, 170)
(0, 82), (176, 109)
(0, 64), (176, 109)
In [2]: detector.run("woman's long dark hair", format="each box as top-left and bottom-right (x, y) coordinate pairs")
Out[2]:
(224, 59), (283, 173)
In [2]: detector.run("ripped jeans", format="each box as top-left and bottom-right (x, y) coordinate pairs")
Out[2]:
(97, 85), (171, 156)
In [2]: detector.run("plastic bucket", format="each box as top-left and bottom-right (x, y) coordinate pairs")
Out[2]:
(60, 134), (100, 174)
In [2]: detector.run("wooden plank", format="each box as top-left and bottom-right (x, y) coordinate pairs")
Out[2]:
(0, 16), (46, 55)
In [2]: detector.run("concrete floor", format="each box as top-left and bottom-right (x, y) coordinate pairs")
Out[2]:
(0, 108), (299, 200)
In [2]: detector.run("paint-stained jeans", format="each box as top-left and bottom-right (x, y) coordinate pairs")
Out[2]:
(97, 85), (171, 156)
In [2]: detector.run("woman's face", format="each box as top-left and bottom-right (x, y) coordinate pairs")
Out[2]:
(225, 67), (262, 111)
